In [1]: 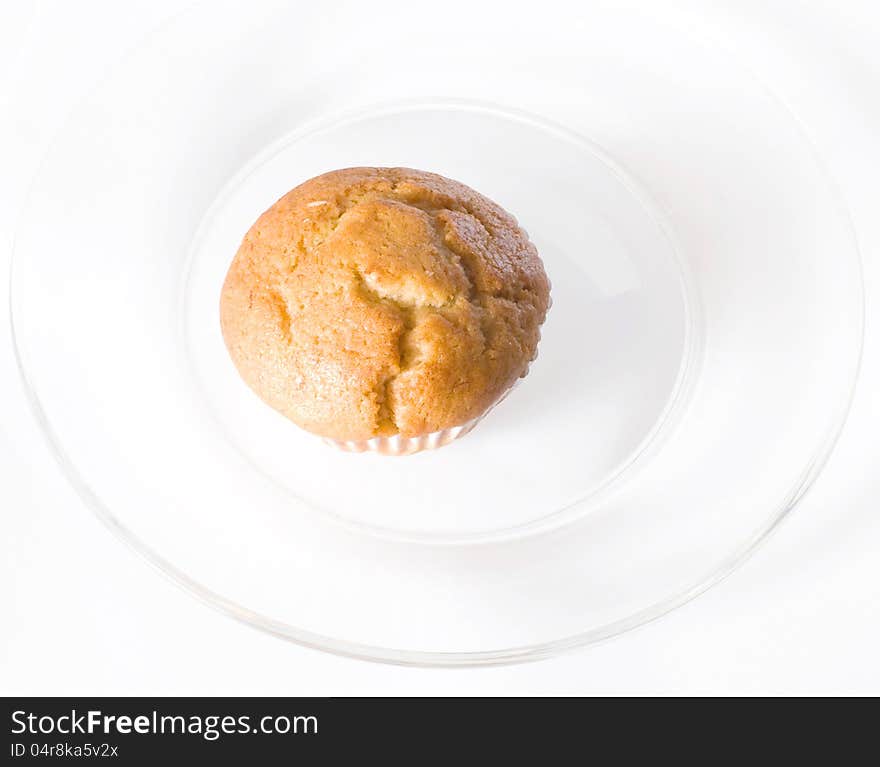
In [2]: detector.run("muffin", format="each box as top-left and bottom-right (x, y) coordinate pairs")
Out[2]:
(220, 167), (550, 454)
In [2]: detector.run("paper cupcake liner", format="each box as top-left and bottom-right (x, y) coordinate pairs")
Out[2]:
(324, 380), (519, 457)
(324, 417), (483, 456)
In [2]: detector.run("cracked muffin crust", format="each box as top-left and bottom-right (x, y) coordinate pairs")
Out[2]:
(220, 167), (551, 443)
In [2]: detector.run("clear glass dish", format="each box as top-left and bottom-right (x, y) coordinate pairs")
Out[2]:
(10, 0), (863, 664)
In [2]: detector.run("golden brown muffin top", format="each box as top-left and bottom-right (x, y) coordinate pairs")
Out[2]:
(220, 167), (550, 441)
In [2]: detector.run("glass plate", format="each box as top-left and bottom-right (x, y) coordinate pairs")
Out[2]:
(11, 0), (863, 664)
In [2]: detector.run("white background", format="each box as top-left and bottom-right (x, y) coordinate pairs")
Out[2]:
(1, 0), (878, 695)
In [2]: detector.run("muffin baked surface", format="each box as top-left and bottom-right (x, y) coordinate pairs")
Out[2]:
(220, 167), (550, 442)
